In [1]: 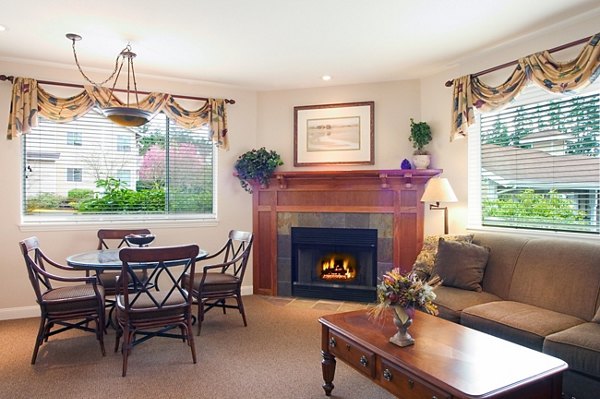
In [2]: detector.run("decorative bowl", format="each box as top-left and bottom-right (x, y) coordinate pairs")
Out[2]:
(125, 233), (155, 247)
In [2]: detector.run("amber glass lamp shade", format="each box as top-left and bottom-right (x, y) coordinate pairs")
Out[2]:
(103, 107), (152, 127)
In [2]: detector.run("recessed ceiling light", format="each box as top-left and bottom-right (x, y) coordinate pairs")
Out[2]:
(321, 75), (332, 81)
(0, 25), (7, 32)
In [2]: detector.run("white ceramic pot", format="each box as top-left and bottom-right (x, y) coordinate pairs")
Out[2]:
(412, 154), (431, 169)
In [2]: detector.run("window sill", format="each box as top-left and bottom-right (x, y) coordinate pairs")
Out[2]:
(19, 216), (218, 232)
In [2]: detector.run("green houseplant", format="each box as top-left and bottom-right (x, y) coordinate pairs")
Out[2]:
(234, 147), (283, 193)
(409, 118), (432, 169)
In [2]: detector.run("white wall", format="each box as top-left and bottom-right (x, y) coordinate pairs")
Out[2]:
(0, 60), (258, 319)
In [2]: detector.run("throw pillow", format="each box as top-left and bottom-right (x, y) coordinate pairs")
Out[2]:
(432, 238), (490, 292)
(411, 234), (474, 280)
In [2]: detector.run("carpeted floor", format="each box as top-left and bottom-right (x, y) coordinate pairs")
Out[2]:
(0, 295), (396, 399)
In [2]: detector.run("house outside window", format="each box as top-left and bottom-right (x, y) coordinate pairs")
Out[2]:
(67, 131), (82, 146)
(66, 168), (83, 182)
(117, 134), (131, 152)
(468, 81), (599, 235)
(22, 109), (216, 222)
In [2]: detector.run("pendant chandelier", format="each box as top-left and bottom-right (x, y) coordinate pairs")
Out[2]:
(66, 33), (152, 127)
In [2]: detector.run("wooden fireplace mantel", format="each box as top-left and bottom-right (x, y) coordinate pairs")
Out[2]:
(249, 169), (442, 296)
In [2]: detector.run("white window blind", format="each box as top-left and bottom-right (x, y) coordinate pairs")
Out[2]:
(469, 81), (600, 235)
(22, 110), (216, 222)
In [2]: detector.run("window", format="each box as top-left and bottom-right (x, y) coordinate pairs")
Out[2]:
(469, 81), (599, 235)
(117, 134), (131, 152)
(66, 168), (83, 182)
(67, 131), (82, 146)
(22, 109), (216, 222)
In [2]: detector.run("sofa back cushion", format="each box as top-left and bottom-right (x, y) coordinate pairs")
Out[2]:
(472, 232), (530, 298)
(508, 238), (600, 321)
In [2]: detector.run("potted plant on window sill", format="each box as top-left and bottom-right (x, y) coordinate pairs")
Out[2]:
(409, 118), (432, 169)
(234, 147), (283, 193)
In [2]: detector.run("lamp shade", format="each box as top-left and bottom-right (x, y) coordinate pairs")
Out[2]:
(103, 107), (152, 127)
(421, 177), (457, 203)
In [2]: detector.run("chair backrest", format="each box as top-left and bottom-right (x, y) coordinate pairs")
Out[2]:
(118, 244), (199, 314)
(217, 230), (253, 279)
(97, 228), (152, 250)
(19, 236), (57, 303)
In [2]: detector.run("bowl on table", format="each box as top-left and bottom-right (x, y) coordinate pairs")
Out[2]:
(124, 233), (155, 247)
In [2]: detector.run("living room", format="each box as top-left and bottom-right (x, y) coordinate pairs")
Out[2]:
(0, 1), (599, 398)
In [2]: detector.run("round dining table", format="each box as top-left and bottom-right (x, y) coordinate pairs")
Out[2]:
(66, 248), (209, 270)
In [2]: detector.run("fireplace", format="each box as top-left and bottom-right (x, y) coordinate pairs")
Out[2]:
(291, 227), (377, 302)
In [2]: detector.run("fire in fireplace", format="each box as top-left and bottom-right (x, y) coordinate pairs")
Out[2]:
(291, 227), (377, 302)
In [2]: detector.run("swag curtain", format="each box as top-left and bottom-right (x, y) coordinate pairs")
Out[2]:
(7, 78), (229, 149)
(451, 32), (600, 141)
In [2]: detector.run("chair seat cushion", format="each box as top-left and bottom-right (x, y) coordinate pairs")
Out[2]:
(98, 270), (147, 291)
(116, 291), (189, 320)
(187, 272), (240, 293)
(42, 284), (104, 312)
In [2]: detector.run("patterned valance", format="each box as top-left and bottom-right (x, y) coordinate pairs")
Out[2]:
(451, 32), (600, 141)
(7, 78), (229, 149)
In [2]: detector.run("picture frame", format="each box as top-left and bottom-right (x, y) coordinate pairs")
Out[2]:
(294, 101), (374, 166)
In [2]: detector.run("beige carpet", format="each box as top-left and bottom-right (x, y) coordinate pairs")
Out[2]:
(0, 295), (395, 399)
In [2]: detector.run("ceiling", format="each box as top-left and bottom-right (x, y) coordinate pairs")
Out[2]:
(0, 0), (599, 91)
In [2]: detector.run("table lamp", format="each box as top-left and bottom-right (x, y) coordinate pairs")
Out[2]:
(421, 177), (457, 234)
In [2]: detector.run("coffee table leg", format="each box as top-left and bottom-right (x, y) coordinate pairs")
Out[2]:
(321, 350), (336, 396)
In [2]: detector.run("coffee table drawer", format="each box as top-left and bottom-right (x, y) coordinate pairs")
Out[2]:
(379, 359), (450, 399)
(328, 331), (375, 378)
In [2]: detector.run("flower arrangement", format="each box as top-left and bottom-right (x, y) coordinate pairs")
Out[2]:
(370, 268), (442, 323)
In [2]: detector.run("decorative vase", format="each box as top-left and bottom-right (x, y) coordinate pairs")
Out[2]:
(412, 154), (431, 169)
(389, 306), (415, 347)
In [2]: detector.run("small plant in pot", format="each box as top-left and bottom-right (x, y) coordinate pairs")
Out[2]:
(409, 118), (432, 169)
(234, 147), (283, 193)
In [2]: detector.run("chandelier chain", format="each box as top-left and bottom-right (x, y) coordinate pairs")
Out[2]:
(70, 38), (126, 87)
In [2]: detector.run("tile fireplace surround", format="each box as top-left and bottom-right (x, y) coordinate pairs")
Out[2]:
(248, 169), (441, 297)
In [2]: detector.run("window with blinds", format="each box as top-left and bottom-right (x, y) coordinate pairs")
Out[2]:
(22, 109), (216, 222)
(475, 82), (599, 234)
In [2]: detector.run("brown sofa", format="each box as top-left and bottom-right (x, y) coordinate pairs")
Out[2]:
(425, 232), (600, 399)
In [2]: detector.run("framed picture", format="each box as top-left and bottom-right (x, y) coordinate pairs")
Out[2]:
(294, 101), (374, 166)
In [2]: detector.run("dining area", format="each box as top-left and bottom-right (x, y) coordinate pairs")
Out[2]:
(18, 228), (253, 376)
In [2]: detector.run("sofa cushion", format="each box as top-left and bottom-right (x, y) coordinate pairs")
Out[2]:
(461, 301), (585, 351)
(411, 234), (473, 280)
(432, 239), (490, 292)
(544, 323), (600, 379)
(433, 286), (502, 323)
(593, 306), (600, 323)
(472, 233), (530, 299)
(508, 238), (600, 321)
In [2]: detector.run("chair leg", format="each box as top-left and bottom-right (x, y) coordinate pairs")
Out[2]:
(221, 299), (227, 314)
(114, 324), (123, 353)
(31, 317), (47, 365)
(121, 326), (131, 377)
(187, 319), (197, 364)
(236, 293), (248, 327)
(196, 299), (204, 336)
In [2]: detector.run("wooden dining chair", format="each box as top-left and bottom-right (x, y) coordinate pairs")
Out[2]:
(19, 236), (106, 364)
(95, 228), (152, 294)
(186, 230), (253, 335)
(114, 244), (199, 377)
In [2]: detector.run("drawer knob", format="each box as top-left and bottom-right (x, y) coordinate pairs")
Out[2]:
(329, 337), (336, 348)
(432, 396), (438, 399)
(408, 379), (414, 389)
(383, 368), (393, 381)
(359, 355), (368, 367)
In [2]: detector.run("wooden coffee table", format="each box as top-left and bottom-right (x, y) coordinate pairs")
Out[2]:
(319, 309), (567, 399)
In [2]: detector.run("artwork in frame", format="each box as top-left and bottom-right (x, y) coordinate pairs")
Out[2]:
(294, 101), (374, 166)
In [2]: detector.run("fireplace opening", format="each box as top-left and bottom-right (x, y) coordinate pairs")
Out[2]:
(291, 227), (377, 302)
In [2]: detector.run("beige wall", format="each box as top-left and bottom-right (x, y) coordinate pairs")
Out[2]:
(1, 13), (598, 318)
(0, 61), (258, 319)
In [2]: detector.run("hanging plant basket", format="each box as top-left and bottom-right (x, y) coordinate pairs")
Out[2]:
(234, 147), (283, 193)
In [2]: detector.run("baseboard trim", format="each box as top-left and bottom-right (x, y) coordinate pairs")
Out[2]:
(1, 286), (255, 321)
(0, 305), (39, 321)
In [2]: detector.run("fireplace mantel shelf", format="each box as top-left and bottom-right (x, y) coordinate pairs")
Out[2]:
(267, 169), (442, 189)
